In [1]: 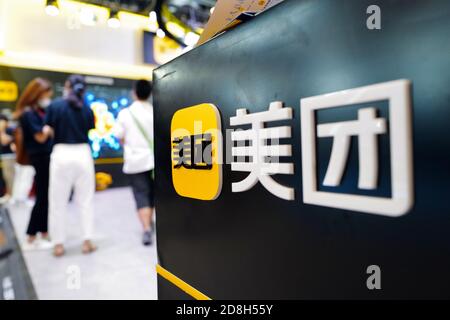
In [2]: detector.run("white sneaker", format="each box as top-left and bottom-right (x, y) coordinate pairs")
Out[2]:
(25, 199), (35, 208)
(37, 238), (54, 250)
(0, 195), (11, 205)
(22, 240), (39, 251)
(22, 239), (54, 251)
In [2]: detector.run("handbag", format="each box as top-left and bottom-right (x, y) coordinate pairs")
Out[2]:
(14, 126), (30, 165)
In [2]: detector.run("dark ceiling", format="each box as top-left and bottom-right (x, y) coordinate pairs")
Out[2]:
(78, 0), (157, 14)
(77, 0), (217, 15)
(76, 0), (217, 45)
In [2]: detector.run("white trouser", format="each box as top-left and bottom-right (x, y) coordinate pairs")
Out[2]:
(1, 155), (15, 194)
(49, 144), (95, 244)
(12, 163), (35, 201)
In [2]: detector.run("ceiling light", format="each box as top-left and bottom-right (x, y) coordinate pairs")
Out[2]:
(156, 28), (166, 39)
(184, 32), (200, 46)
(108, 10), (120, 28)
(149, 11), (157, 23)
(45, 0), (60, 17)
(80, 7), (97, 26)
(166, 22), (185, 38)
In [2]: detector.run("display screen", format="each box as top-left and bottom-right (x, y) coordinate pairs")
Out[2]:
(84, 85), (131, 159)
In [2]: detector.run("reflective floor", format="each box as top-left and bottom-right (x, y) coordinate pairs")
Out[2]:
(8, 187), (158, 300)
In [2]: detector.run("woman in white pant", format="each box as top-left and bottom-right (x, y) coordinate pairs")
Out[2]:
(43, 75), (96, 257)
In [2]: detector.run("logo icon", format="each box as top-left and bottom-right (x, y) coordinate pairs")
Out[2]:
(171, 103), (223, 200)
(0, 81), (18, 102)
(300, 80), (413, 216)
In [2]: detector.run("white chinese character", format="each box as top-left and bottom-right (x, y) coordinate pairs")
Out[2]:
(230, 102), (295, 200)
(318, 107), (386, 190)
(301, 80), (414, 217)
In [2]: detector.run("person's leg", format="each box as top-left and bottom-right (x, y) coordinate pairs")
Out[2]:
(129, 171), (154, 245)
(11, 163), (24, 202)
(31, 155), (48, 231)
(0, 159), (8, 198)
(144, 171), (155, 245)
(73, 147), (96, 253)
(129, 172), (153, 230)
(138, 207), (152, 231)
(25, 204), (38, 243)
(26, 156), (44, 242)
(140, 206), (153, 246)
(48, 149), (72, 256)
(37, 154), (50, 239)
(12, 164), (35, 203)
(2, 157), (15, 196)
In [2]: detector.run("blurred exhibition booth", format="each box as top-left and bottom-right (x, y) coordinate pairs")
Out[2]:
(0, 0), (196, 187)
(0, 0), (276, 188)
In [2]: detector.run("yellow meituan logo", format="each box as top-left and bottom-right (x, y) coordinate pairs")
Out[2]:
(0, 81), (18, 102)
(171, 103), (222, 200)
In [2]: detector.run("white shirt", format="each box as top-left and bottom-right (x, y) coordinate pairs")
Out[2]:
(114, 100), (154, 174)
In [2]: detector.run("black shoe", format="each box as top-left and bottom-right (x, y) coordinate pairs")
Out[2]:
(143, 230), (153, 246)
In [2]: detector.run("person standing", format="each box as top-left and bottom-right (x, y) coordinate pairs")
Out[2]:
(14, 78), (54, 249)
(114, 80), (155, 246)
(0, 113), (16, 204)
(45, 75), (97, 257)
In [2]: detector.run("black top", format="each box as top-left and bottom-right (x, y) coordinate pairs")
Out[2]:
(2, 127), (15, 154)
(45, 98), (95, 145)
(20, 109), (53, 156)
(0, 114), (14, 155)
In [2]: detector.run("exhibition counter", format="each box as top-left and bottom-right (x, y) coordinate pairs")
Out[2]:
(153, 0), (450, 299)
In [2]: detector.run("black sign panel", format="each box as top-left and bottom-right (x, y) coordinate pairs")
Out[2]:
(153, 0), (450, 299)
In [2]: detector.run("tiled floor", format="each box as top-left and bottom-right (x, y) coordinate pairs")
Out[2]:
(7, 187), (158, 300)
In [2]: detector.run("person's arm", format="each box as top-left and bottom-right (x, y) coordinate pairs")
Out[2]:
(113, 110), (126, 145)
(37, 103), (56, 143)
(0, 119), (6, 133)
(36, 125), (53, 143)
(0, 119), (13, 146)
(2, 134), (13, 146)
(22, 111), (51, 144)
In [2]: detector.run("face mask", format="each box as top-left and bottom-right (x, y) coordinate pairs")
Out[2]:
(63, 88), (70, 98)
(38, 98), (51, 109)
